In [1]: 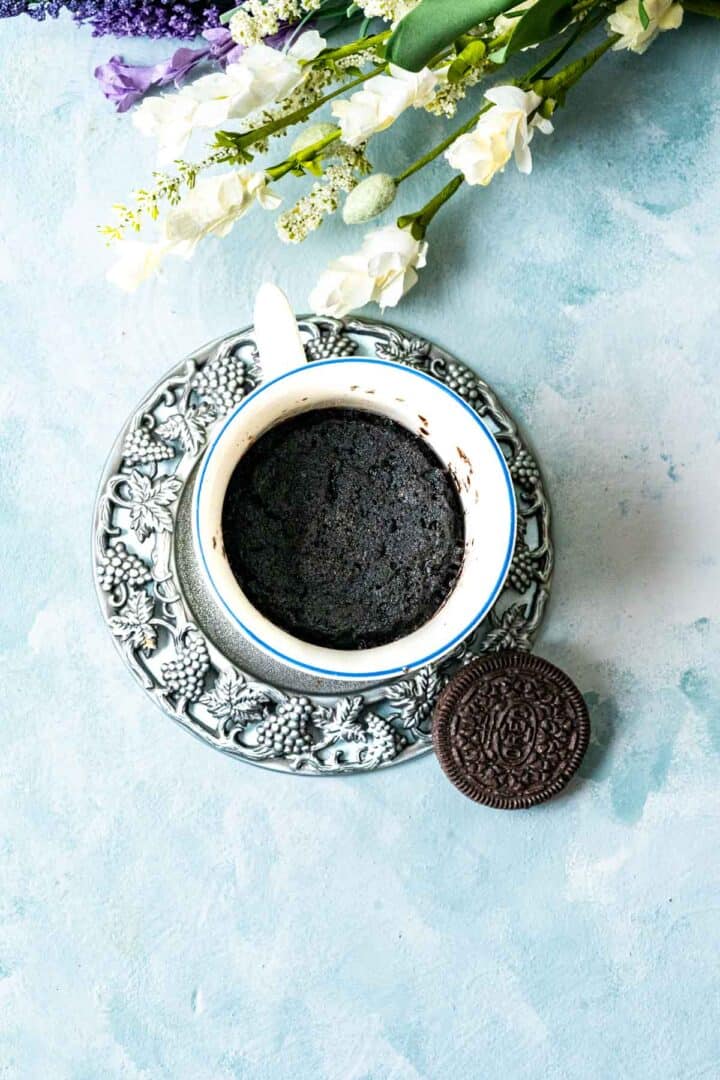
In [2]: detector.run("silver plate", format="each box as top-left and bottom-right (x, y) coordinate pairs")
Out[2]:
(93, 316), (553, 775)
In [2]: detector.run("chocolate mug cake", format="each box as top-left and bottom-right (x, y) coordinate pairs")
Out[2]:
(193, 347), (515, 685)
(221, 407), (465, 650)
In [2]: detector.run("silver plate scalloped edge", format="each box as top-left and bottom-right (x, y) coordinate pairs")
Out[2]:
(93, 316), (553, 775)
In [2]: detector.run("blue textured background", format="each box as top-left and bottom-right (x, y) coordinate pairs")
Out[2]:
(1, 15), (719, 1078)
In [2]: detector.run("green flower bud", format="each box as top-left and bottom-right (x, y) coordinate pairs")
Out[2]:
(291, 123), (339, 156)
(342, 174), (397, 226)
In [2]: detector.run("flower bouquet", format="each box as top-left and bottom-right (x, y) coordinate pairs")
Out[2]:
(98, 0), (717, 314)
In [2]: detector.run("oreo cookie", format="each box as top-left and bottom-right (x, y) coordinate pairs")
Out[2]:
(433, 651), (590, 809)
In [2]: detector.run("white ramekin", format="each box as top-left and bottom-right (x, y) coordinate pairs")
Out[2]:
(193, 356), (515, 682)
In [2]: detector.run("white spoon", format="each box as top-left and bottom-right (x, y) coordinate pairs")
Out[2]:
(253, 282), (306, 383)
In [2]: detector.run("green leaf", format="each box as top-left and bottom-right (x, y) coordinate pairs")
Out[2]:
(681, 0), (720, 14)
(638, 0), (650, 28)
(386, 0), (520, 71)
(506, 0), (576, 55)
(447, 39), (487, 82)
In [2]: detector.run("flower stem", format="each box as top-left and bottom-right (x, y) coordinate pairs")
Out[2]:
(395, 24), (617, 189)
(681, 0), (720, 15)
(266, 129), (341, 181)
(394, 28), (618, 243)
(521, 5), (610, 83)
(529, 33), (620, 100)
(314, 30), (390, 64)
(394, 105), (491, 185)
(397, 175), (464, 239)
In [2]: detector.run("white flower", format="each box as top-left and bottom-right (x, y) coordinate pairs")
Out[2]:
(190, 33), (325, 126)
(608, 0), (683, 54)
(492, 0), (538, 39)
(107, 171), (280, 291)
(106, 240), (167, 292)
(332, 64), (438, 147)
(309, 255), (376, 316)
(163, 171), (281, 257)
(288, 29), (326, 62)
(310, 224), (427, 316)
(133, 33), (325, 164)
(363, 224), (428, 308)
(132, 93), (200, 167)
(444, 85), (552, 185)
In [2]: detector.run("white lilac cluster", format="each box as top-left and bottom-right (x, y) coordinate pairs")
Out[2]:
(107, 170), (281, 291)
(608, 0), (683, 53)
(229, 0), (322, 46)
(276, 147), (370, 243)
(445, 85), (552, 185)
(243, 51), (361, 147)
(334, 48), (380, 71)
(133, 31), (325, 164)
(225, 66), (336, 162)
(310, 224), (427, 316)
(266, 55), (336, 118)
(356, 0), (420, 22)
(331, 64), (438, 147)
(424, 65), (485, 119)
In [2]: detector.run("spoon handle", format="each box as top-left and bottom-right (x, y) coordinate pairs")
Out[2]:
(253, 282), (306, 383)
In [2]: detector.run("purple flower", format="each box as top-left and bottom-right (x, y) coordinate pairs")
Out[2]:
(0, 0), (65, 17)
(203, 25), (245, 64)
(94, 28), (246, 112)
(1, 0), (230, 38)
(95, 46), (211, 111)
(94, 20), (314, 112)
(81, 1), (224, 39)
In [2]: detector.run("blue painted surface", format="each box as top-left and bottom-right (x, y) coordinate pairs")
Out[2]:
(1, 14), (719, 1079)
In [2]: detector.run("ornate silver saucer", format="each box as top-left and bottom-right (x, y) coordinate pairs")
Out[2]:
(93, 316), (553, 775)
